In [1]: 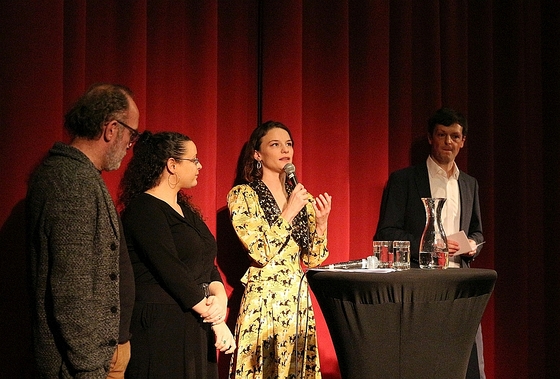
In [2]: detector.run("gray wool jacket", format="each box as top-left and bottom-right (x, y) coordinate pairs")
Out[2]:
(26, 142), (121, 378)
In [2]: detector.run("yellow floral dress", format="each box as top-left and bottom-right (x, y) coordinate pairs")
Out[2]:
(227, 183), (329, 379)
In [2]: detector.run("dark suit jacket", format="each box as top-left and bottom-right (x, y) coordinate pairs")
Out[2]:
(374, 162), (484, 268)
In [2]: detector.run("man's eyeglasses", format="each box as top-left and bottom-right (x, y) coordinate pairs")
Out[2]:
(174, 157), (201, 165)
(116, 120), (140, 147)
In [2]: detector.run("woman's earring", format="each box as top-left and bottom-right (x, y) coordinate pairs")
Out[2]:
(168, 173), (180, 189)
(256, 160), (262, 170)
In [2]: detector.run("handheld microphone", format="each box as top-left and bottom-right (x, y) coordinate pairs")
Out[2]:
(283, 163), (298, 185)
(324, 259), (368, 270)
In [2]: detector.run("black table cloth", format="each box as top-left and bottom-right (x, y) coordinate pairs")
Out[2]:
(307, 268), (497, 379)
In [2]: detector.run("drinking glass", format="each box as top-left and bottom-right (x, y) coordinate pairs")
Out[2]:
(393, 241), (410, 270)
(373, 240), (393, 268)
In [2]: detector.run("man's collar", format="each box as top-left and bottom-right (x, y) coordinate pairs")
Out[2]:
(426, 155), (459, 179)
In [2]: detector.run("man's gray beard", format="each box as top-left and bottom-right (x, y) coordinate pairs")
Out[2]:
(105, 137), (126, 171)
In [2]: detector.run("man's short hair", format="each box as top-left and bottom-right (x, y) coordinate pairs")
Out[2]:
(428, 107), (468, 136)
(64, 83), (133, 139)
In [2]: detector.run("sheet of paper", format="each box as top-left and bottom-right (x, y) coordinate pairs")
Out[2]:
(447, 230), (472, 255)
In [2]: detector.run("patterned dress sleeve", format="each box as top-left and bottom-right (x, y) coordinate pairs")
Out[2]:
(300, 199), (329, 267)
(227, 185), (293, 266)
(227, 185), (329, 268)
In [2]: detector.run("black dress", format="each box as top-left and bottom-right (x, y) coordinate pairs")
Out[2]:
(122, 193), (222, 379)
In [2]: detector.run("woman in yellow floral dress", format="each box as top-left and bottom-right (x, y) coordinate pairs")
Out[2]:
(228, 121), (332, 379)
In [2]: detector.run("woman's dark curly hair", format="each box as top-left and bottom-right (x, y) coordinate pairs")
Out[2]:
(240, 120), (293, 183)
(64, 83), (133, 139)
(118, 131), (199, 215)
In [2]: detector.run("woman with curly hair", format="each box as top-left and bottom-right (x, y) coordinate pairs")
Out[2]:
(119, 131), (235, 378)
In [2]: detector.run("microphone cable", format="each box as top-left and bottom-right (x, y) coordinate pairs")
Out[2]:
(294, 197), (313, 379)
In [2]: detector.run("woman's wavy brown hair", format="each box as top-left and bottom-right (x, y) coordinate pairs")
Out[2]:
(240, 120), (294, 183)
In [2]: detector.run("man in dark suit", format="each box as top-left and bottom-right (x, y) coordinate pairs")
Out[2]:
(374, 107), (485, 378)
(26, 84), (139, 378)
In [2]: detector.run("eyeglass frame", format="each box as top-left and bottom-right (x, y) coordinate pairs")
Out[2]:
(174, 157), (201, 165)
(115, 120), (140, 147)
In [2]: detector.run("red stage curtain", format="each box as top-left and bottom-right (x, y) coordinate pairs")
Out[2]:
(1, 1), (559, 378)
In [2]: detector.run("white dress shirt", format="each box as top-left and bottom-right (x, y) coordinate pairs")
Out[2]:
(427, 156), (461, 268)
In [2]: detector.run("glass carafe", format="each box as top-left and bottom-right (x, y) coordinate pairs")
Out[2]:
(419, 198), (449, 269)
